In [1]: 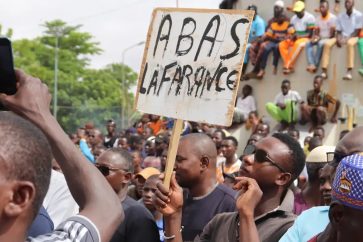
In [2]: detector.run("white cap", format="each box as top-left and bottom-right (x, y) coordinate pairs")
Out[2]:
(306, 145), (335, 163)
(274, 0), (284, 8)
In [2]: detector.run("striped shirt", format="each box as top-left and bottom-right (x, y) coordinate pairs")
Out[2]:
(265, 19), (295, 42)
(291, 12), (316, 38)
(26, 215), (100, 242)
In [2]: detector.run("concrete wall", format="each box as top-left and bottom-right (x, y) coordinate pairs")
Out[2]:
(231, 0), (363, 147)
(227, 0), (363, 151)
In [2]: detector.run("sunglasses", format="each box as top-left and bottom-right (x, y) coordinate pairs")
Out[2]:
(95, 163), (129, 176)
(243, 144), (288, 173)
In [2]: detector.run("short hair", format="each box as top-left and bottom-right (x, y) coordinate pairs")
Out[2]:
(242, 84), (253, 95)
(249, 110), (259, 117)
(214, 129), (226, 139)
(320, 0), (329, 6)
(306, 162), (326, 182)
(314, 75), (323, 82)
(314, 126), (325, 136)
(282, 79), (291, 85)
(224, 136), (239, 147)
(272, 133), (306, 183)
(107, 147), (134, 173)
(309, 137), (322, 152)
(128, 134), (143, 146)
(288, 128), (300, 138)
(0, 112), (52, 218)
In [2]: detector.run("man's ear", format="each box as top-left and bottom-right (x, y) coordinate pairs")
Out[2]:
(329, 202), (345, 228)
(200, 156), (210, 170)
(4, 181), (35, 217)
(122, 172), (133, 184)
(275, 172), (292, 186)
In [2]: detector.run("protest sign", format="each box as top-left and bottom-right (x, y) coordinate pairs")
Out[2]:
(135, 8), (253, 126)
(135, 8), (253, 188)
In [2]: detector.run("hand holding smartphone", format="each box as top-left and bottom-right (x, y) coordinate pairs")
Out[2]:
(0, 38), (17, 110)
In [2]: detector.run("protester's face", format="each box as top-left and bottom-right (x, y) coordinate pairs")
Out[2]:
(131, 152), (142, 173)
(345, 0), (354, 12)
(96, 152), (130, 193)
(70, 133), (79, 144)
(274, 5), (283, 18)
(240, 137), (291, 189)
(135, 176), (146, 197)
(161, 150), (168, 171)
(93, 147), (106, 160)
(88, 130), (102, 146)
(118, 138), (129, 149)
(144, 141), (156, 156)
(313, 77), (322, 91)
(314, 129), (324, 140)
(174, 139), (201, 188)
(281, 83), (290, 95)
(143, 128), (153, 138)
(304, 136), (312, 146)
(319, 164), (334, 205)
(320, 2), (329, 16)
(256, 124), (269, 137)
(106, 122), (116, 134)
(242, 86), (250, 97)
(142, 178), (158, 210)
(212, 132), (224, 147)
(288, 131), (299, 141)
(247, 134), (262, 145)
(221, 139), (237, 159)
(295, 10), (304, 18)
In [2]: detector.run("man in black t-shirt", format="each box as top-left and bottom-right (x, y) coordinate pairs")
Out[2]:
(173, 133), (236, 241)
(95, 148), (160, 242)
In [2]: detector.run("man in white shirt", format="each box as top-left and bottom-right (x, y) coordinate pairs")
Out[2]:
(279, 1), (315, 74)
(266, 79), (303, 130)
(305, 0), (337, 76)
(43, 170), (78, 227)
(233, 84), (256, 124)
(335, 0), (363, 80)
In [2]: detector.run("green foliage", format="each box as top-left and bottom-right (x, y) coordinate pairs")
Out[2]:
(12, 20), (137, 132)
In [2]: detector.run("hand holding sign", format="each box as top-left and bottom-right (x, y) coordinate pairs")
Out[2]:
(135, 8), (253, 189)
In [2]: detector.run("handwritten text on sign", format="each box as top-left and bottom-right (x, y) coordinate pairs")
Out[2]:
(136, 8), (253, 126)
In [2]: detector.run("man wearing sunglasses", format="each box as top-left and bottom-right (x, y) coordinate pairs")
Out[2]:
(154, 133), (305, 242)
(280, 126), (363, 242)
(95, 148), (160, 242)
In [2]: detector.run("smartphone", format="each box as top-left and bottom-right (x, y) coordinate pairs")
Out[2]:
(0, 38), (16, 110)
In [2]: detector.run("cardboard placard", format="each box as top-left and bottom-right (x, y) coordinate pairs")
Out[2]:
(135, 8), (253, 126)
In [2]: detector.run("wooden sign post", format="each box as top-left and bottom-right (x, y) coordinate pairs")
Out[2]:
(135, 8), (253, 189)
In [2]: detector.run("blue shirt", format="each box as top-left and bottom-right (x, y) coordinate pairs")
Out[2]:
(27, 206), (54, 237)
(249, 15), (266, 42)
(79, 139), (95, 163)
(279, 206), (330, 242)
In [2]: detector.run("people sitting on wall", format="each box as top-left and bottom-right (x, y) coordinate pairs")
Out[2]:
(233, 84), (257, 124)
(266, 79), (303, 131)
(242, 4), (266, 74)
(244, 0), (293, 79)
(300, 75), (340, 131)
(335, 0), (363, 80)
(306, 0), (337, 75)
(279, 1), (316, 74)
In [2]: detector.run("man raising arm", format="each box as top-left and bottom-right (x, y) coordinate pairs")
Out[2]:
(0, 70), (123, 242)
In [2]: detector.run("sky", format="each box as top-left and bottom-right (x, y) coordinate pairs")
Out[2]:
(0, 0), (221, 72)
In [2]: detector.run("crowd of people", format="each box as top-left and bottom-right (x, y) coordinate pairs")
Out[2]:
(0, 68), (360, 242)
(241, 0), (363, 80)
(2, 0), (363, 242)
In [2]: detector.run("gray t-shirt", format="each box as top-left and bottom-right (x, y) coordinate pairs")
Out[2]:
(27, 215), (100, 242)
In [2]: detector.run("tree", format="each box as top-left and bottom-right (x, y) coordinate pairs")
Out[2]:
(12, 20), (138, 132)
